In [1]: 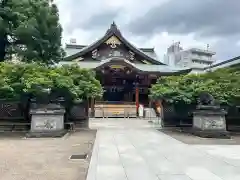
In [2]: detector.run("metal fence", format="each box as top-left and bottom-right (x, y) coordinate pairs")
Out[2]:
(66, 101), (89, 128)
(161, 102), (195, 127)
(94, 101), (137, 118)
(161, 102), (240, 130)
(0, 99), (89, 128)
(0, 99), (29, 122)
(222, 105), (240, 131)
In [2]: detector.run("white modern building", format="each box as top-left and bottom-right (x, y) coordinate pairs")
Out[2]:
(164, 42), (216, 73)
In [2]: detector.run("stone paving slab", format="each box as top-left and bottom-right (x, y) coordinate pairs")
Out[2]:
(157, 174), (192, 180)
(87, 119), (240, 180)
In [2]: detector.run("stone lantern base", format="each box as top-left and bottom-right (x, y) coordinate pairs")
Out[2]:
(192, 109), (230, 139)
(26, 102), (66, 138)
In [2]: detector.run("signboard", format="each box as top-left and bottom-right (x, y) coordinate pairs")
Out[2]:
(109, 65), (125, 69)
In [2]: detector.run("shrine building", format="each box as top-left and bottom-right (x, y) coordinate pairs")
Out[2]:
(62, 22), (191, 117)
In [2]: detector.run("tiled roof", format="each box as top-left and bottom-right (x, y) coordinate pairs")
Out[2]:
(64, 22), (164, 65)
(65, 44), (159, 61)
(206, 56), (240, 69)
(59, 57), (191, 75)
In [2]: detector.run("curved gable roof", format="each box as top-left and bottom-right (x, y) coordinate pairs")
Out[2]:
(205, 56), (240, 70)
(65, 22), (165, 65)
(59, 58), (191, 75)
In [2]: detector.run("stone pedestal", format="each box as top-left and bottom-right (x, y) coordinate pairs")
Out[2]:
(27, 104), (66, 138)
(144, 108), (157, 119)
(192, 109), (230, 138)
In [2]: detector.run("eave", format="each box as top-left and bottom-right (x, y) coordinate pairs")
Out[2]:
(60, 57), (191, 76)
(205, 55), (240, 70)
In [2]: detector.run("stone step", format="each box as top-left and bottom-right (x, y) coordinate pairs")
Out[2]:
(0, 124), (30, 132)
(0, 125), (13, 132)
(94, 104), (136, 118)
(13, 125), (29, 131)
(227, 125), (240, 132)
(75, 121), (88, 128)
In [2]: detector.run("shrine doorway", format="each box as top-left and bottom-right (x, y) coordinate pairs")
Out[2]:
(96, 64), (138, 103)
(91, 57), (155, 118)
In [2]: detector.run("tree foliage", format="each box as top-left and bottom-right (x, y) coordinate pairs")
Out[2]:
(150, 67), (240, 105)
(0, 62), (103, 101)
(0, 0), (64, 64)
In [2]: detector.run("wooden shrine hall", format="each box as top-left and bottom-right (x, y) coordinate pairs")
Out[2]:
(62, 22), (191, 118)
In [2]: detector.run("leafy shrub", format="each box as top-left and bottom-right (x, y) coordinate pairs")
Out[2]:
(150, 67), (240, 105)
(0, 62), (103, 102)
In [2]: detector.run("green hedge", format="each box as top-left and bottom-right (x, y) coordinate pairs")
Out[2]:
(0, 62), (103, 102)
(150, 67), (240, 105)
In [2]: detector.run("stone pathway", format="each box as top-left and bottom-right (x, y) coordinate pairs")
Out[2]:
(87, 118), (240, 180)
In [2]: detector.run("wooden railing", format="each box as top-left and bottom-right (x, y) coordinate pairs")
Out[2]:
(94, 101), (136, 118)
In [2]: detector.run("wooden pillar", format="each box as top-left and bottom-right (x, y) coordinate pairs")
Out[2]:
(149, 100), (152, 108)
(90, 98), (95, 117)
(135, 85), (139, 116)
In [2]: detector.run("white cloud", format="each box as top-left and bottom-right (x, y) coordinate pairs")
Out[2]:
(123, 32), (218, 61)
(237, 41), (240, 46)
(55, 0), (238, 60)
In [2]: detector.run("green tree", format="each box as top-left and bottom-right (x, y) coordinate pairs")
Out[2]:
(202, 67), (240, 105)
(0, 0), (64, 64)
(49, 64), (103, 101)
(0, 62), (103, 101)
(150, 67), (240, 105)
(0, 0), (16, 60)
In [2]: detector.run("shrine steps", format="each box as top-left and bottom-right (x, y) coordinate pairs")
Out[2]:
(94, 103), (137, 118)
(0, 122), (30, 132)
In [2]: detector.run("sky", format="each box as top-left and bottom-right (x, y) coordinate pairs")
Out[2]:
(55, 0), (240, 62)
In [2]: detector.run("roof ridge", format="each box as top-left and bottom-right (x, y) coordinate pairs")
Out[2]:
(206, 55), (240, 69)
(106, 21), (121, 35)
(66, 44), (86, 49)
(66, 44), (154, 52)
(140, 48), (155, 52)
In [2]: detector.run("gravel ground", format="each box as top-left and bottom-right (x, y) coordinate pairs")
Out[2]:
(160, 128), (240, 145)
(0, 130), (96, 180)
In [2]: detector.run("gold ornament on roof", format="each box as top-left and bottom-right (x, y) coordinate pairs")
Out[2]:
(105, 36), (121, 48)
(129, 51), (135, 61)
(92, 49), (99, 59)
(142, 60), (152, 64)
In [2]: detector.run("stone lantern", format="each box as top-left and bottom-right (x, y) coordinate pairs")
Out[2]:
(27, 87), (66, 137)
(192, 92), (230, 138)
